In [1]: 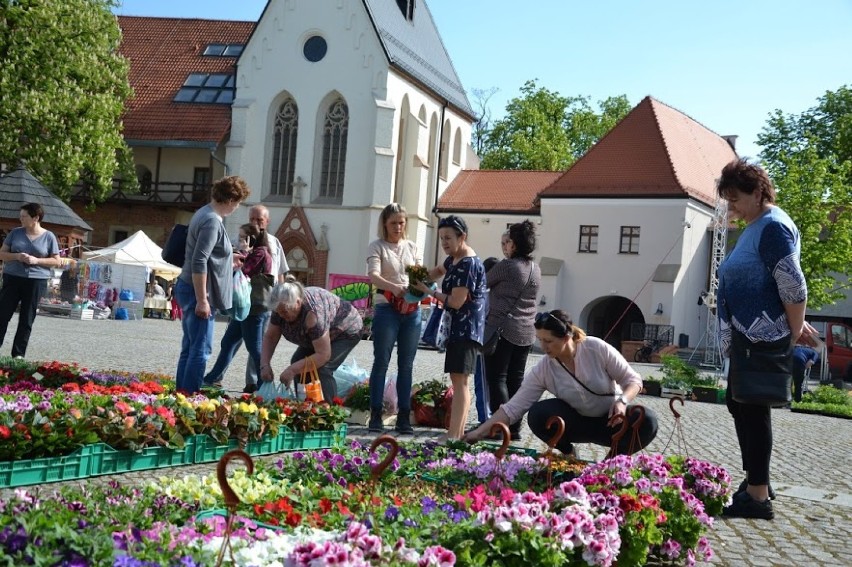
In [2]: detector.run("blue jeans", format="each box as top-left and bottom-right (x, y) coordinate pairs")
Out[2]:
(369, 304), (421, 414)
(473, 354), (490, 424)
(204, 311), (270, 387)
(174, 278), (215, 394)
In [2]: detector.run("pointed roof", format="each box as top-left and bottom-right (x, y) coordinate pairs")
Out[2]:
(539, 97), (738, 208)
(0, 168), (93, 231)
(437, 170), (563, 214)
(117, 16), (255, 147)
(363, 0), (474, 118)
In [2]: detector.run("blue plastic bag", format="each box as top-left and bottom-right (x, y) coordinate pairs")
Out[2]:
(333, 358), (368, 398)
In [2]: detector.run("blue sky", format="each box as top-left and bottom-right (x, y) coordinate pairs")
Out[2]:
(113, 0), (852, 160)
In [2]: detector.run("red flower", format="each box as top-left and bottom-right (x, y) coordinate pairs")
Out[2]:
(0, 425), (10, 439)
(331, 396), (344, 406)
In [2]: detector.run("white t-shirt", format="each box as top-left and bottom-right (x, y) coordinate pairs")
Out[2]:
(267, 233), (289, 280)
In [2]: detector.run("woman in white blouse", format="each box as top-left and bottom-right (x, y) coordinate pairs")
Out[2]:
(464, 309), (658, 455)
(365, 203), (422, 435)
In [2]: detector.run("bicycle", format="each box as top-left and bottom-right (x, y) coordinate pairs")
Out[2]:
(634, 339), (665, 363)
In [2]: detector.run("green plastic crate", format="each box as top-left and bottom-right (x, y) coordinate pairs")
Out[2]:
(89, 440), (194, 476)
(192, 435), (239, 464)
(245, 432), (281, 457)
(285, 423), (348, 451)
(0, 445), (92, 488)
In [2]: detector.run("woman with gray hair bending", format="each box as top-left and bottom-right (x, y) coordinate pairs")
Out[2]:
(259, 275), (362, 401)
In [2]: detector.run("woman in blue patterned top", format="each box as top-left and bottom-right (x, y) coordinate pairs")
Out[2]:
(716, 158), (817, 520)
(417, 215), (487, 440)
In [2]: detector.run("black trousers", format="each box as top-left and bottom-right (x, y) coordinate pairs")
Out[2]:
(484, 336), (531, 434)
(725, 385), (772, 485)
(0, 274), (48, 358)
(792, 362), (808, 402)
(527, 398), (659, 455)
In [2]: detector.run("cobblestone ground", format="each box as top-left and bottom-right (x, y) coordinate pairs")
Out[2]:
(5, 314), (852, 565)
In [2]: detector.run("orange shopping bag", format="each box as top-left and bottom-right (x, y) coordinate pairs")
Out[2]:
(300, 356), (325, 403)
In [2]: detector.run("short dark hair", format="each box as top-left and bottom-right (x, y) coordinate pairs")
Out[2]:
(438, 215), (468, 236)
(483, 256), (500, 272)
(717, 158), (776, 204)
(211, 175), (251, 204)
(507, 220), (536, 259)
(20, 203), (45, 223)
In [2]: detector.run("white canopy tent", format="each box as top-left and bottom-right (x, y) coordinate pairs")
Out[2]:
(83, 230), (182, 279)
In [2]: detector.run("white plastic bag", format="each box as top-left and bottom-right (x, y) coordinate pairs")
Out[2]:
(333, 358), (369, 398)
(383, 372), (399, 415)
(256, 380), (292, 402)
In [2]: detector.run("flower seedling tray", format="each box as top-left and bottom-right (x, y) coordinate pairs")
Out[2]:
(89, 441), (194, 476)
(0, 445), (93, 488)
(480, 443), (539, 458)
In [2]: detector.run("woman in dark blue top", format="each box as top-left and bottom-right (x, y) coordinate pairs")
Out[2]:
(417, 215), (487, 440)
(716, 159), (817, 520)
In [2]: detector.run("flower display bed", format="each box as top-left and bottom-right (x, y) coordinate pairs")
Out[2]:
(0, 356), (351, 488)
(0, 438), (731, 565)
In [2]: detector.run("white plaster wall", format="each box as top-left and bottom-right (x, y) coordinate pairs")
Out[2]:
(536, 198), (714, 345)
(223, 0), (473, 280)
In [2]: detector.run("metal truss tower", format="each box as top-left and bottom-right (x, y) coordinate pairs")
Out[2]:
(703, 198), (728, 368)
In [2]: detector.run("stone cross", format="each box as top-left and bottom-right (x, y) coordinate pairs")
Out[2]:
(291, 176), (307, 206)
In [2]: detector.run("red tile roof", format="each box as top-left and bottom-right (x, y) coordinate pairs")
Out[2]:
(437, 170), (563, 213)
(539, 97), (738, 208)
(117, 16), (255, 145)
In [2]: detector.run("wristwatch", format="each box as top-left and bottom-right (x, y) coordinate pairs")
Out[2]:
(616, 394), (631, 405)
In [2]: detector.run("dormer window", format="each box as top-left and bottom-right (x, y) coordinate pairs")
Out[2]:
(174, 73), (235, 104)
(203, 43), (244, 57)
(396, 0), (415, 21)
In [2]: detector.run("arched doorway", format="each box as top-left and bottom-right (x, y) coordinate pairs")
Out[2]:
(583, 296), (645, 351)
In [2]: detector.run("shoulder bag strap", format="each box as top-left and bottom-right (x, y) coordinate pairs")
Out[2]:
(556, 357), (614, 397)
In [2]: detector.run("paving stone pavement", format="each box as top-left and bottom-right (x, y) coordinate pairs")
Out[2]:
(5, 313), (852, 565)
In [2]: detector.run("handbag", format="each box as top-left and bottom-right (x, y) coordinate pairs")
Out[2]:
(300, 356), (325, 403)
(728, 329), (793, 406)
(481, 262), (535, 356)
(250, 273), (274, 307)
(435, 309), (452, 351)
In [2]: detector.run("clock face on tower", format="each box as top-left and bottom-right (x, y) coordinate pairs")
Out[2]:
(303, 35), (327, 63)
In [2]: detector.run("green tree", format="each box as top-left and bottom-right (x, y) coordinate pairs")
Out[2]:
(757, 86), (852, 308)
(479, 80), (630, 171)
(0, 0), (136, 202)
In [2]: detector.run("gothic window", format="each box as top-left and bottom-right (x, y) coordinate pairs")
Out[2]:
(396, 0), (415, 20)
(271, 99), (299, 198)
(452, 128), (462, 165)
(319, 99), (348, 201)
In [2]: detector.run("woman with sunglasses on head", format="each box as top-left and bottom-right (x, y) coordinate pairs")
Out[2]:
(415, 215), (487, 440)
(464, 309), (658, 455)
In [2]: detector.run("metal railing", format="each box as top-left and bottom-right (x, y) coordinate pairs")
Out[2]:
(71, 180), (211, 206)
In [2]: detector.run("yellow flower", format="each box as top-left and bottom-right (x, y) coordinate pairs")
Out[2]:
(259, 407), (269, 420)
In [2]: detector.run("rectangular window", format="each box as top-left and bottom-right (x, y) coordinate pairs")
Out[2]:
(112, 230), (128, 244)
(192, 168), (211, 202)
(578, 225), (598, 253)
(619, 226), (640, 254)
